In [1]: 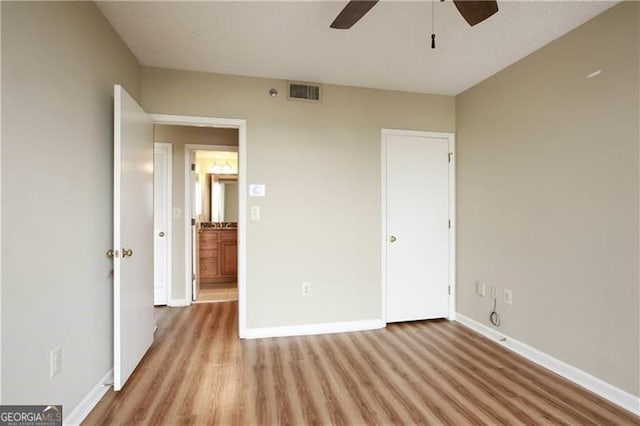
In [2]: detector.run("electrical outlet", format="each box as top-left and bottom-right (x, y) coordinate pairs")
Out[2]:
(302, 282), (311, 296)
(490, 285), (498, 299)
(476, 281), (486, 297)
(503, 288), (513, 305)
(50, 345), (62, 378)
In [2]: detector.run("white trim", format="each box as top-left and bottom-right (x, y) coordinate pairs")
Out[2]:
(112, 85), (123, 389)
(151, 114), (247, 339)
(244, 319), (385, 339)
(63, 369), (113, 426)
(150, 114), (243, 129)
(380, 136), (387, 324)
(447, 134), (456, 321)
(380, 129), (456, 323)
(168, 298), (190, 307)
(0, 1), (3, 402)
(153, 142), (173, 305)
(456, 314), (640, 416)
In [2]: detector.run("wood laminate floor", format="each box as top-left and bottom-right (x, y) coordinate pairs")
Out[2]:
(85, 302), (640, 425)
(196, 287), (238, 303)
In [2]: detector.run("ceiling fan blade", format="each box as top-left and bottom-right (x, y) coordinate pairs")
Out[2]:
(330, 0), (379, 29)
(453, 0), (498, 26)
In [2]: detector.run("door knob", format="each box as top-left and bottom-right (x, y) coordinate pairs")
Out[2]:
(106, 249), (114, 258)
(388, 235), (397, 243)
(122, 248), (133, 258)
(158, 232), (165, 237)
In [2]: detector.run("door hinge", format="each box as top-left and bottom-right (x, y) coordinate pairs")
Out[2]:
(191, 218), (196, 226)
(448, 219), (451, 229)
(448, 153), (453, 163)
(192, 273), (196, 281)
(191, 163), (196, 171)
(448, 285), (451, 295)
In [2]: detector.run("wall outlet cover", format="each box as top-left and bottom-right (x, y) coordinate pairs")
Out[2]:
(302, 282), (311, 296)
(50, 345), (62, 378)
(504, 288), (513, 305)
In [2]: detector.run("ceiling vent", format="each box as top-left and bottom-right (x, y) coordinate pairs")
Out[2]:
(287, 81), (321, 102)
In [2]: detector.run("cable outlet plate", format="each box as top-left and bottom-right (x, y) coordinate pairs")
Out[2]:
(476, 281), (486, 297)
(490, 286), (498, 299)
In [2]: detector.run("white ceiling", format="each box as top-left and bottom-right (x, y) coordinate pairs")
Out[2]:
(97, 1), (618, 96)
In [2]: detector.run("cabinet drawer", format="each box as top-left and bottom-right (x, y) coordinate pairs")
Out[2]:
(199, 259), (218, 277)
(199, 231), (219, 242)
(199, 239), (218, 249)
(199, 249), (218, 258)
(220, 230), (237, 241)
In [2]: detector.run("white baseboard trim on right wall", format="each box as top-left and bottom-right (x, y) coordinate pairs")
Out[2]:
(456, 313), (640, 416)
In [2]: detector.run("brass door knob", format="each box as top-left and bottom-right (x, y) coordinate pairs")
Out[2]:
(388, 235), (397, 243)
(106, 249), (114, 258)
(158, 232), (165, 237)
(122, 248), (133, 258)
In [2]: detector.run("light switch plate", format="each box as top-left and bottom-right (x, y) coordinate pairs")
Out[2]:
(250, 206), (261, 221)
(249, 184), (266, 197)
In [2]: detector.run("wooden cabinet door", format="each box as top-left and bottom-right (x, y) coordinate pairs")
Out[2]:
(220, 240), (237, 277)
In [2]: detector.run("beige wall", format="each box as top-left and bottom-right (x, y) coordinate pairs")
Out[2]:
(153, 125), (238, 302)
(456, 2), (640, 396)
(142, 68), (455, 327)
(1, 1), (140, 408)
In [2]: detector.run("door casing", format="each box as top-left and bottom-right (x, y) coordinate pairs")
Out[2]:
(380, 128), (456, 323)
(150, 114), (248, 338)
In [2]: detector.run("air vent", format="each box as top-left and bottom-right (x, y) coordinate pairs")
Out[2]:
(287, 82), (321, 102)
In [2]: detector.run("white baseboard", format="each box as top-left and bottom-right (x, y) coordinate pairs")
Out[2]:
(168, 298), (189, 307)
(63, 369), (113, 426)
(456, 313), (640, 416)
(244, 319), (385, 339)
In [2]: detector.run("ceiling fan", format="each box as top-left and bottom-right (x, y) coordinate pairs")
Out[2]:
(330, 0), (499, 29)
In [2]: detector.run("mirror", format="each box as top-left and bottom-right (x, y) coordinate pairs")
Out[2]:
(209, 174), (238, 222)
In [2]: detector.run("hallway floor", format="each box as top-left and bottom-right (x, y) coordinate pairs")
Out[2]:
(197, 282), (237, 303)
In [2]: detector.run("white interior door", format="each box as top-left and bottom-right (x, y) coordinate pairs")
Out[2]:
(113, 85), (155, 391)
(153, 143), (172, 305)
(190, 152), (199, 301)
(385, 131), (450, 323)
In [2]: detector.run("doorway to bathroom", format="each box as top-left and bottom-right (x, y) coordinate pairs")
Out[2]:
(192, 148), (239, 303)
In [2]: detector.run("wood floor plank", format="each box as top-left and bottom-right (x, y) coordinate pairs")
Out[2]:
(83, 303), (640, 425)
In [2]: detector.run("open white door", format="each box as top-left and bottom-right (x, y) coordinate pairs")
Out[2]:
(113, 85), (155, 391)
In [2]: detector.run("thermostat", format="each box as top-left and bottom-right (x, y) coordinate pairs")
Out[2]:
(249, 184), (266, 197)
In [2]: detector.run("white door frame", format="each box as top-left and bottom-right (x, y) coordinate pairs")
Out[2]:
(380, 128), (456, 323)
(153, 142), (173, 305)
(150, 114), (247, 338)
(184, 143), (239, 303)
